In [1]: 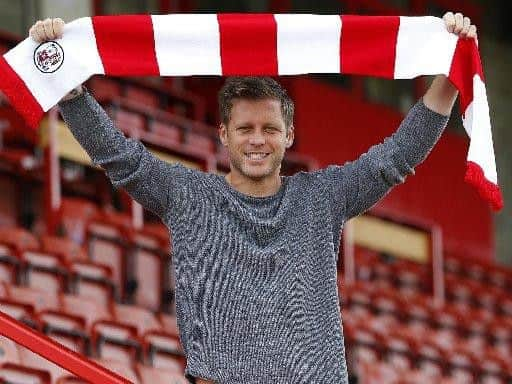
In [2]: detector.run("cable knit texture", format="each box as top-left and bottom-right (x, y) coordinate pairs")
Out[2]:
(58, 89), (448, 384)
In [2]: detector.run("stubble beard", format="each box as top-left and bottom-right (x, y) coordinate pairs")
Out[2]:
(230, 151), (284, 181)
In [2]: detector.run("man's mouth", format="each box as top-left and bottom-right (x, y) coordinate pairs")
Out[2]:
(244, 152), (270, 161)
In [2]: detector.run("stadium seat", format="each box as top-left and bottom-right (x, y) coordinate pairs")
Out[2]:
(86, 77), (122, 102)
(0, 244), (20, 284)
(125, 86), (160, 108)
(7, 285), (59, 312)
(184, 131), (215, 153)
(0, 362), (51, 384)
(130, 235), (166, 311)
(158, 313), (180, 338)
(37, 310), (88, 354)
(91, 320), (141, 364)
(21, 251), (67, 293)
(68, 260), (116, 306)
(148, 120), (182, 144)
(445, 345), (478, 383)
(136, 363), (189, 384)
(357, 360), (399, 383)
(59, 293), (111, 331)
(413, 339), (445, 377)
(113, 108), (146, 137)
(370, 287), (404, 317)
(0, 335), (20, 365)
(380, 332), (414, 371)
(40, 236), (88, 262)
(0, 297), (37, 328)
(142, 331), (185, 371)
(392, 259), (428, 292)
(86, 220), (128, 299)
(18, 344), (71, 383)
(60, 197), (100, 245)
(92, 358), (140, 384)
(112, 303), (161, 335)
(0, 226), (39, 252)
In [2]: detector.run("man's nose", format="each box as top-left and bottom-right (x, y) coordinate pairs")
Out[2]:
(248, 132), (265, 146)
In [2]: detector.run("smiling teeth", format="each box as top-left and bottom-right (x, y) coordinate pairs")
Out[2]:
(246, 153), (268, 160)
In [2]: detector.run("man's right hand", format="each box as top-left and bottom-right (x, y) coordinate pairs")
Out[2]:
(29, 18), (84, 102)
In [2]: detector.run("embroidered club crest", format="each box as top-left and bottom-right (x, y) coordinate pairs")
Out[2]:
(34, 41), (64, 73)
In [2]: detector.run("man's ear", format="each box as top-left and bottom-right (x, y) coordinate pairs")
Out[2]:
(219, 123), (228, 146)
(285, 125), (295, 148)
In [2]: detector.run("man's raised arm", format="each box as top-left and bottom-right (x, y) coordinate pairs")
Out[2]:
(30, 18), (190, 220)
(315, 11), (475, 222)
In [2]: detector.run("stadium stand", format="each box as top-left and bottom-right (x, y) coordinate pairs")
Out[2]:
(0, 1), (510, 382)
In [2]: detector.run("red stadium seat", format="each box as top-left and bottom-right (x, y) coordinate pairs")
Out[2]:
(18, 344), (72, 383)
(184, 131), (215, 153)
(392, 259), (428, 292)
(112, 303), (162, 335)
(158, 313), (179, 338)
(413, 339), (445, 377)
(60, 197), (100, 245)
(445, 345), (478, 383)
(125, 86), (160, 108)
(92, 358), (140, 384)
(148, 120), (182, 144)
(40, 236), (88, 262)
(87, 220), (128, 299)
(0, 244), (19, 284)
(357, 360), (399, 383)
(0, 335), (20, 365)
(0, 227), (39, 252)
(7, 285), (59, 312)
(136, 363), (189, 384)
(0, 297), (37, 328)
(20, 251), (67, 293)
(86, 77), (122, 102)
(131, 233), (167, 311)
(60, 293), (111, 331)
(113, 108), (146, 137)
(92, 320), (141, 364)
(380, 332), (414, 371)
(0, 362), (51, 384)
(68, 260), (116, 306)
(37, 310), (88, 354)
(142, 331), (185, 372)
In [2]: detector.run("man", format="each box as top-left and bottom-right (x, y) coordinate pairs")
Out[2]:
(31, 11), (476, 384)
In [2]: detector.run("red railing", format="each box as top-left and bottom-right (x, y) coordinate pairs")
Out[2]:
(0, 311), (133, 384)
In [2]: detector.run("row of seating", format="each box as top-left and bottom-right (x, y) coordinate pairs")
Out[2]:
(0, 196), (173, 311)
(340, 280), (512, 382)
(0, 278), (185, 382)
(353, 247), (512, 315)
(0, 358), (188, 384)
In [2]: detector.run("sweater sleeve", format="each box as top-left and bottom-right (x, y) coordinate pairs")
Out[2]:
(314, 98), (450, 223)
(57, 88), (191, 221)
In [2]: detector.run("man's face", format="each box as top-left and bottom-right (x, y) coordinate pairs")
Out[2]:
(219, 98), (294, 181)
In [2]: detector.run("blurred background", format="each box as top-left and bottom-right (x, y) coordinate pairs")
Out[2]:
(0, 1), (510, 383)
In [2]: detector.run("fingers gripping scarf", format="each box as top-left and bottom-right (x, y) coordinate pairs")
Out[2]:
(0, 14), (503, 210)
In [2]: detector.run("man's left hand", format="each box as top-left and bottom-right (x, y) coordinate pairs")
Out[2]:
(442, 11), (477, 39)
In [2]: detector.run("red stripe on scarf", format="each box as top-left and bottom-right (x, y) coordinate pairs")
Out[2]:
(218, 14), (278, 75)
(92, 15), (159, 76)
(0, 56), (43, 130)
(340, 15), (400, 78)
(448, 38), (484, 114)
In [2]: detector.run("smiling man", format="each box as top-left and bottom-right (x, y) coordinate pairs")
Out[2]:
(30, 11), (475, 384)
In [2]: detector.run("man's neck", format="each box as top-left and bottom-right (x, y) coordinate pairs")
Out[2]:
(225, 172), (282, 198)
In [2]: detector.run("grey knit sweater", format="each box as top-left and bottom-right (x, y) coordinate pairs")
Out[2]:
(58, 89), (449, 384)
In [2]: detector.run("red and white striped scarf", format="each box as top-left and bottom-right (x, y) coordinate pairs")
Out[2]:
(0, 14), (503, 210)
